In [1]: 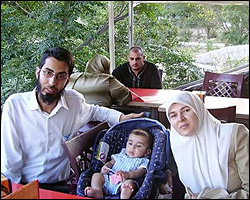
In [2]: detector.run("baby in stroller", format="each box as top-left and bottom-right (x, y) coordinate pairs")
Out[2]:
(77, 118), (170, 199)
(85, 129), (154, 199)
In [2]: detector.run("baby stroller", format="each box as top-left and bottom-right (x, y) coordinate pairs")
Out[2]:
(77, 118), (170, 199)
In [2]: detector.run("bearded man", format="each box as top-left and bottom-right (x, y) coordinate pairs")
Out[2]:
(1, 47), (143, 193)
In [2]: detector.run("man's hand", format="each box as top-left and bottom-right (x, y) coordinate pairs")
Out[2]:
(166, 169), (173, 189)
(159, 169), (173, 194)
(119, 112), (144, 122)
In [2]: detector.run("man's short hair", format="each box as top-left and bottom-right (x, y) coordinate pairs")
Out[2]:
(39, 47), (75, 76)
(129, 46), (144, 56)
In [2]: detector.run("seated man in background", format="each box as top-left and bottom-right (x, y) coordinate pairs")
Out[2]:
(112, 46), (162, 89)
(67, 55), (131, 108)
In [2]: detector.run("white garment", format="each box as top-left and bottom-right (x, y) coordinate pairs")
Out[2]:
(111, 148), (149, 172)
(1, 88), (122, 184)
(163, 91), (232, 193)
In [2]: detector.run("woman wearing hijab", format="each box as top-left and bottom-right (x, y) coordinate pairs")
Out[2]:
(67, 55), (131, 108)
(164, 91), (249, 199)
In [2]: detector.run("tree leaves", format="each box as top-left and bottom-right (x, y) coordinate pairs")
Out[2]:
(1, 1), (247, 109)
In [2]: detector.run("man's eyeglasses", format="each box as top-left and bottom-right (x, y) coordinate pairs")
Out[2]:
(41, 69), (68, 81)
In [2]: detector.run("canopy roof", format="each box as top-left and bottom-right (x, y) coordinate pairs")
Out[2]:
(133, 1), (249, 5)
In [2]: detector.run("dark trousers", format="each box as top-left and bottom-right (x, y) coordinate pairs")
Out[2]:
(172, 173), (186, 199)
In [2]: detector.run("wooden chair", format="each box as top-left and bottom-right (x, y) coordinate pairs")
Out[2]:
(62, 121), (109, 194)
(3, 180), (39, 199)
(158, 69), (163, 84)
(202, 71), (244, 98)
(208, 106), (236, 123)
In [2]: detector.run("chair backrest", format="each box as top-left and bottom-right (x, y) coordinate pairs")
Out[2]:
(62, 121), (109, 194)
(202, 71), (244, 98)
(3, 180), (39, 199)
(158, 69), (163, 79)
(208, 106), (236, 123)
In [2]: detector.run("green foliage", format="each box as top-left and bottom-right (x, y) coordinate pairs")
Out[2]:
(160, 49), (203, 88)
(206, 39), (217, 51)
(1, 1), (248, 109)
(217, 5), (249, 45)
(164, 3), (249, 42)
(1, 1), (111, 109)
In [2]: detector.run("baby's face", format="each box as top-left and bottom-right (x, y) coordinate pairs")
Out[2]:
(125, 134), (150, 158)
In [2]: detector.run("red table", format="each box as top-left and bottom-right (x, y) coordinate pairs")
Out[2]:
(113, 88), (181, 121)
(11, 183), (92, 199)
(128, 88), (181, 104)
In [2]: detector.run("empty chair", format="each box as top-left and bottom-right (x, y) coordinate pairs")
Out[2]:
(202, 71), (244, 98)
(208, 106), (236, 123)
(62, 121), (109, 194)
(158, 69), (163, 85)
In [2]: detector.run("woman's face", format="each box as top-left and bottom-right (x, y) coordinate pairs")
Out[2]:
(168, 103), (199, 136)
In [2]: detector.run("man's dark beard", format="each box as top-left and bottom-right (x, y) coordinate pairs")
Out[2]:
(36, 77), (64, 105)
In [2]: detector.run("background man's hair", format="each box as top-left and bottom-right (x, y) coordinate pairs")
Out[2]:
(129, 46), (144, 56)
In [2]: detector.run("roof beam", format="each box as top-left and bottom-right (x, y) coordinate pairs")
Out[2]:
(129, 1), (134, 48)
(133, 1), (249, 6)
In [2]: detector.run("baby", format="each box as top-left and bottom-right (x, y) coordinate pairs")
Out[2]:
(84, 129), (153, 199)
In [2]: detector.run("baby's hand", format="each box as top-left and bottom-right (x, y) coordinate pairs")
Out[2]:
(101, 165), (110, 174)
(115, 171), (129, 181)
(110, 173), (122, 185)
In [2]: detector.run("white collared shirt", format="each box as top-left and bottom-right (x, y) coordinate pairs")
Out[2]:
(1, 88), (121, 183)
